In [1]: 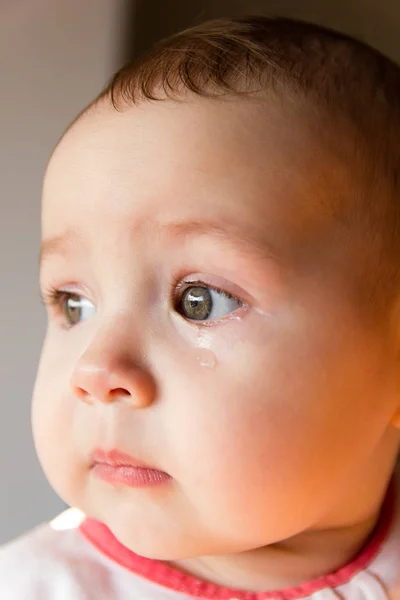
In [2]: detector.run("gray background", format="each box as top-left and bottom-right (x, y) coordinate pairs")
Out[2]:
(1, 0), (399, 544)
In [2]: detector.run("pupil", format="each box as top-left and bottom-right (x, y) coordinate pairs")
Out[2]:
(182, 286), (212, 320)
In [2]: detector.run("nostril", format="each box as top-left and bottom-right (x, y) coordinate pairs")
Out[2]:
(73, 386), (94, 406)
(110, 388), (131, 399)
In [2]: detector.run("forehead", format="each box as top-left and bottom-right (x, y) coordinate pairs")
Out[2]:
(42, 95), (339, 258)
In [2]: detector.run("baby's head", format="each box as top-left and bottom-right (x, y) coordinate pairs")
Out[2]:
(34, 16), (400, 560)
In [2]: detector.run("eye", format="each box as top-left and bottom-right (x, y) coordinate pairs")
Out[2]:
(61, 294), (96, 326)
(41, 289), (96, 328)
(176, 284), (242, 322)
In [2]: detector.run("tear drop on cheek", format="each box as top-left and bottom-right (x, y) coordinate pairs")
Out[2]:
(196, 348), (217, 369)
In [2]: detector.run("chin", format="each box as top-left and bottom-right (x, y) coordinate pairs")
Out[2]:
(109, 523), (207, 561)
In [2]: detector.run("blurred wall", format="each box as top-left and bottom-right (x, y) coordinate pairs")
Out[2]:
(0, 0), (130, 544)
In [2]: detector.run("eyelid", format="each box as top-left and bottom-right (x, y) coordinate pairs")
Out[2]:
(40, 281), (95, 306)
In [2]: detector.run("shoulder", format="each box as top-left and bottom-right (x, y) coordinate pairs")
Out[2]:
(0, 509), (113, 598)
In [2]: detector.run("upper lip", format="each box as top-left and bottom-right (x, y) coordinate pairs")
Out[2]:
(90, 448), (159, 470)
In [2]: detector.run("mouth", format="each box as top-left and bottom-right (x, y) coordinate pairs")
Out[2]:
(90, 448), (172, 488)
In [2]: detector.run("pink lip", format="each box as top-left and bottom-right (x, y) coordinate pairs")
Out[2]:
(90, 449), (171, 488)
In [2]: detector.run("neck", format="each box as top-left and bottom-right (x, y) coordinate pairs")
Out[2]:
(171, 500), (389, 592)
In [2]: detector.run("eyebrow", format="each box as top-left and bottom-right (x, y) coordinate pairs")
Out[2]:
(165, 219), (278, 260)
(39, 219), (277, 268)
(39, 229), (85, 268)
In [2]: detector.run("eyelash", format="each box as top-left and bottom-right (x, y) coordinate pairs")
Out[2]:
(40, 286), (73, 330)
(40, 278), (242, 329)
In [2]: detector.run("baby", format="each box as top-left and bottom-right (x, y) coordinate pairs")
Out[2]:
(2, 14), (400, 600)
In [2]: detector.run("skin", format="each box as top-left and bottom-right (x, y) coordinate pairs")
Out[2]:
(34, 93), (400, 592)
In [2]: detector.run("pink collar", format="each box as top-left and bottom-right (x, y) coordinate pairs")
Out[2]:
(80, 480), (395, 600)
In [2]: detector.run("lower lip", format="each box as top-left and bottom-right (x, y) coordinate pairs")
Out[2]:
(92, 464), (171, 487)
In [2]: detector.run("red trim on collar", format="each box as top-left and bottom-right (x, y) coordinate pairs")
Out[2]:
(79, 479), (395, 600)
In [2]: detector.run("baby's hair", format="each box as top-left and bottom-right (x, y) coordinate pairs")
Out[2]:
(88, 16), (400, 321)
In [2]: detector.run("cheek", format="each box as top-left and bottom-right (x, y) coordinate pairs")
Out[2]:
(162, 310), (390, 533)
(31, 342), (84, 506)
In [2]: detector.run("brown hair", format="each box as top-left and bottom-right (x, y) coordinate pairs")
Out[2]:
(90, 16), (400, 318)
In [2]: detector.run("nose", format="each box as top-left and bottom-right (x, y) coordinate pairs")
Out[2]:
(70, 329), (156, 408)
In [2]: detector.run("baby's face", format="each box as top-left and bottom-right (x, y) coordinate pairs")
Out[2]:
(34, 94), (398, 558)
